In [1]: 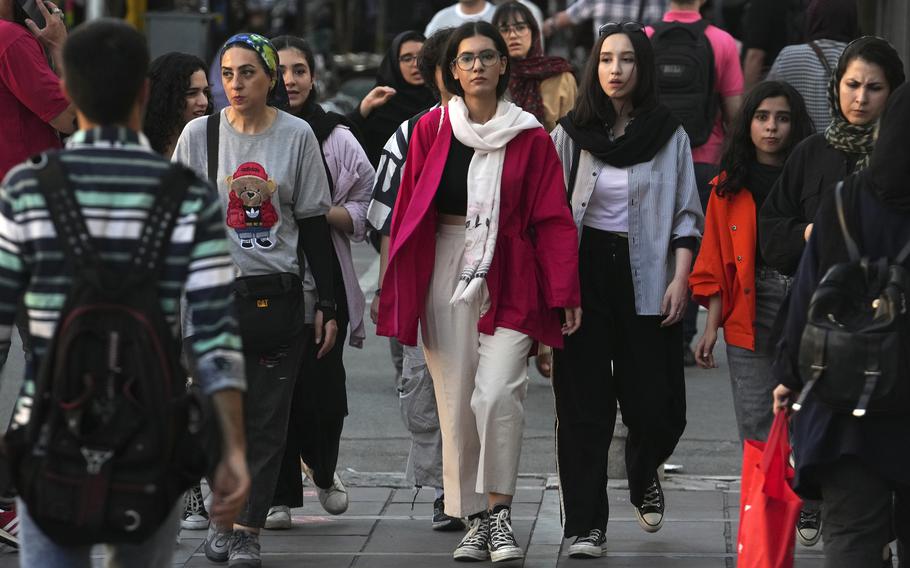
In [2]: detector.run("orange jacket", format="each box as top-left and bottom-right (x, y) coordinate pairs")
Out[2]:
(689, 177), (758, 351)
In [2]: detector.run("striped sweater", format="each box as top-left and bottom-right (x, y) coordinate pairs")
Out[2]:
(0, 127), (245, 428)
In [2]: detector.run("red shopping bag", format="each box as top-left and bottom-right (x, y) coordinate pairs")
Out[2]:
(737, 413), (803, 568)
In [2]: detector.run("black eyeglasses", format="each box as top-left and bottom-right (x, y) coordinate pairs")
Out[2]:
(598, 21), (645, 36)
(453, 50), (502, 71)
(498, 22), (530, 36)
(398, 54), (419, 65)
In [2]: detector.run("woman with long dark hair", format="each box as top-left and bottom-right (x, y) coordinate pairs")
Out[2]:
(549, 21), (703, 558)
(377, 21), (580, 563)
(690, 81), (813, 443)
(350, 31), (436, 166)
(262, 34), (375, 529)
(492, 1), (575, 132)
(172, 32), (337, 567)
(144, 52), (212, 158)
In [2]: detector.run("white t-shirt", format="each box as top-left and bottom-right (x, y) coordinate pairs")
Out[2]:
(425, 2), (496, 36)
(583, 164), (629, 233)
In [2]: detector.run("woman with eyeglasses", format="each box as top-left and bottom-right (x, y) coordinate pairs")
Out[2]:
(492, 1), (576, 133)
(376, 20), (581, 563)
(349, 31), (436, 167)
(549, 21), (703, 558)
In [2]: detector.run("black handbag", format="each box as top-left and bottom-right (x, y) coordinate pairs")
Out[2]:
(233, 272), (307, 352)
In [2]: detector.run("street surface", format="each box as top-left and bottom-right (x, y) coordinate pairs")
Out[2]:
(0, 241), (876, 565)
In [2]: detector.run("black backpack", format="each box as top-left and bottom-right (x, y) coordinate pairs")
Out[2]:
(794, 182), (910, 417)
(651, 20), (717, 148)
(5, 153), (212, 545)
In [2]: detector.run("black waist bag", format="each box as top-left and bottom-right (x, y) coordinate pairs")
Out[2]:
(795, 182), (910, 417)
(233, 272), (306, 352)
(5, 154), (213, 545)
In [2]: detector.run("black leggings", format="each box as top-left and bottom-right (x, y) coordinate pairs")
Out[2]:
(553, 228), (686, 538)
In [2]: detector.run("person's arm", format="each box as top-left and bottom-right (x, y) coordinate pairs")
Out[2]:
(721, 94), (742, 133)
(207, 389), (249, 527)
(26, 0), (76, 133)
(695, 294), (723, 368)
(543, 0), (589, 37)
(330, 129), (375, 239)
(743, 48), (766, 89)
(757, 143), (812, 275)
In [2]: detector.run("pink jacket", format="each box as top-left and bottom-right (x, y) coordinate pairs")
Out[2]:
(376, 107), (580, 348)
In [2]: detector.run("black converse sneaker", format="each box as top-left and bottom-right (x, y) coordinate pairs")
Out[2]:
(453, 512), (490, 562)
(568, 528), (607, 558)
(796, 506), (822, 547)
(182, 483), (209, 530)
(635, 476), (665, 533)
(488, 504), (523, 563)
(433, 495), (466, 531)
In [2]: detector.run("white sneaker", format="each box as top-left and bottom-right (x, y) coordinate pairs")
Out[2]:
(264, 505), (292, 530)
(303, 463), (349, 515)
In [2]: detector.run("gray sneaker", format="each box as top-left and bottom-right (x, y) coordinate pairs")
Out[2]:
(228, 530), (261, 568)
(204, 523), (232, 563)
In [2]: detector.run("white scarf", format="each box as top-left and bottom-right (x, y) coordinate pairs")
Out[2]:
(447, 96), (541, 304)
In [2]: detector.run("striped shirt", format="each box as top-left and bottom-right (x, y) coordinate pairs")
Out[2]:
(566, 0), (668, 33)
(0, 127), (245, 428)
(367, 105), (437, 236)
(768, 40), (847, 133)
(551, 124), (704, 315)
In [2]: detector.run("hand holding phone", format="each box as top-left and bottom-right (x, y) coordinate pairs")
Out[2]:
(19, 0), (67, 53)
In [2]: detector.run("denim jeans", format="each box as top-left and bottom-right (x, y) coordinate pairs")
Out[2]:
(18, 499), (181, 568)
(725, 268), (791, 443)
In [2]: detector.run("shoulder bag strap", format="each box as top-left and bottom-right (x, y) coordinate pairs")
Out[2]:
(33, 153), (103, 272)
(206, 112), (220, 185)
(834, 181), (861, 261)
(895, 232), (910, 265)
(808, 41), (833, 75)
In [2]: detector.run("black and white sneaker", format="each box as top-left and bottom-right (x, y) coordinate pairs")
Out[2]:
(433, 495), (466, 531)
(635, 476), (665, 533)
(568, 528), (606, 558)
(796, 507), (822, 547)
(488, 504), (523, 563)
(181, 483), (210, 530)
(453, 512), (490, 562)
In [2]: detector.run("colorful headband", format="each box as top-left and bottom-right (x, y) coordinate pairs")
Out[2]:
(220, 33), (279, 88)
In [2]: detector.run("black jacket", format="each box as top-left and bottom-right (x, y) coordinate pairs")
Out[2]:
(758, 133), (858, 275)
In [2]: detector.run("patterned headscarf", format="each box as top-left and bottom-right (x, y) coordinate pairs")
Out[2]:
(219, 33), (288, 110)
(823, 72), (877, 173)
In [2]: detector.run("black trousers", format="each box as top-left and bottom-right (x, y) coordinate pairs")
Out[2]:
(817, 456), (909, 568)
(552, 228), (687, 538)
(272, 303), (349, 506)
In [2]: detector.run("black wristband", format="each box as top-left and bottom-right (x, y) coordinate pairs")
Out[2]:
(316, 300), (337, 322)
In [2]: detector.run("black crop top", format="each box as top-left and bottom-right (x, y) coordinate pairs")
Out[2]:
(436, 133), (473, 216)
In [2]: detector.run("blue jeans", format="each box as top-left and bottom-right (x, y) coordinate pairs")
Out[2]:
(18, 498), (181, 568)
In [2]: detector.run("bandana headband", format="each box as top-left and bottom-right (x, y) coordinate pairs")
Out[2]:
(220, 33), (279, 89)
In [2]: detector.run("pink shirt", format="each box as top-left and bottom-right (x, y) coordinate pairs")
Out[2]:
(647, 10), (744, 166)
(0, 22), (68, 180)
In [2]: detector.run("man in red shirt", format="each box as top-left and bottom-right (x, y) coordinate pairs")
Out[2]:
(0, 0), (76, 181)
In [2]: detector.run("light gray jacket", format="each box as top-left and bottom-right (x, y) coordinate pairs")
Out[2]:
(551, 124), (704, 315)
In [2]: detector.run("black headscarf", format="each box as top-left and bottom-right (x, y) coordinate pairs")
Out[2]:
(297, 95), (352, 145)
(361, 31), (435, 166)
(859, 83), (910, 211)
(558, 104), (680, 169)
(807, 0), (860, 43)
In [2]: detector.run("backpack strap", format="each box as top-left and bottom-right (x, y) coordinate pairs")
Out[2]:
(34, 153), (103, 273)
(128, 165), (194, 279)
(834, 181), (861, 261)
(808, 41), (833, 75)
(896, 231), (910, 264)
(206, 112), (220, 185)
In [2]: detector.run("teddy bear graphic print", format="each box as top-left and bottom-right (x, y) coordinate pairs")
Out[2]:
(225, 161), (279, 249)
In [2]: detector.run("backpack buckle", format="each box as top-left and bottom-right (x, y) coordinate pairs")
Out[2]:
(80, 447), (114, 475)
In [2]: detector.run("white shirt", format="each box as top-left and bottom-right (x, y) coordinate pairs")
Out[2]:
(583, 163), (629, 233)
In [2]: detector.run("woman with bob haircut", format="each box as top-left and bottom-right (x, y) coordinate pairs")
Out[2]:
(549, 21), (703, 558)
(376, 20), (581, 564)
